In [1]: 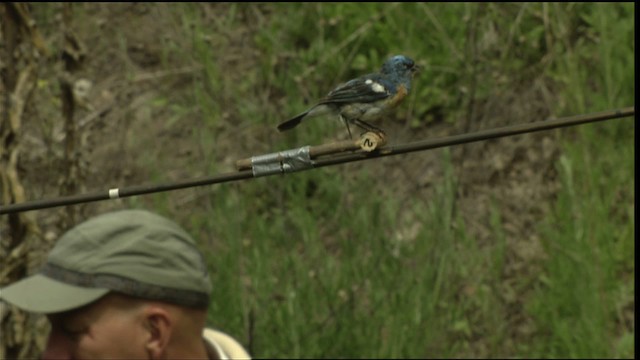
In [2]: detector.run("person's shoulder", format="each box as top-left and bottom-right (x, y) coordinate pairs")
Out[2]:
(203, 328), (251, 360)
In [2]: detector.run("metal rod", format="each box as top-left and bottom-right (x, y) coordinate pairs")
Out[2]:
(0, 106), (634, 215)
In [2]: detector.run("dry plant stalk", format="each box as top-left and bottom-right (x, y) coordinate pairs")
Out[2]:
(0, 3), (47, 359)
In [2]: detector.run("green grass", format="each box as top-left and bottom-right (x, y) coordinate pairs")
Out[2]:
(116, 3), (633, 358)
(528, 3), (635, 358)
(199, 150), (477, 358)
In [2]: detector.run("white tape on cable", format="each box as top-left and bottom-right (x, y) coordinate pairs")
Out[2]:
(108, 188), (120, 199)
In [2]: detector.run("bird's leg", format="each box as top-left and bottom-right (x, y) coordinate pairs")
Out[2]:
(340, 114), (354, 139)
(352, 118), (386, 137)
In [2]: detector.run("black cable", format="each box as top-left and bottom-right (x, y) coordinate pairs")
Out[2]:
(314, 106), (635, 168)
(0, 106), (634, 215)
(1, 170), (255, 215)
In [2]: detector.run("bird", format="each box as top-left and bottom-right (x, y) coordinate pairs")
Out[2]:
(277, 55), (419, 137)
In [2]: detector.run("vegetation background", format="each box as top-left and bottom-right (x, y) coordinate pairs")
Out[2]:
(0, 3), (634, 359)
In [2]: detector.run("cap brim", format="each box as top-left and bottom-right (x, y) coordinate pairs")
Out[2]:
(0, 274), (109, 314)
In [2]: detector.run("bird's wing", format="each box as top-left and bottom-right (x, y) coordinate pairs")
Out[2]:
(320, 74), (392, 105)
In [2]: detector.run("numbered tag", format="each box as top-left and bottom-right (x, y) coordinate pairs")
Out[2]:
(358, 132), (387, 152)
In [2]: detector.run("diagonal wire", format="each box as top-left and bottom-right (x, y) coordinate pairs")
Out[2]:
(0, 106), (634, 215)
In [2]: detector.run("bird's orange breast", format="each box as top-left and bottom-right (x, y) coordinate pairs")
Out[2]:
(386, 84), (408, 108)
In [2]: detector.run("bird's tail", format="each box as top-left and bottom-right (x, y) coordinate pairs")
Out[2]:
(277, 111), (309, 132)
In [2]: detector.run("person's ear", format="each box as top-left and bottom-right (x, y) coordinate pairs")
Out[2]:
(143, 306), (172, 359)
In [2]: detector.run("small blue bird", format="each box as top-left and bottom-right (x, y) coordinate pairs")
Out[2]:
(277, 55), (419, 137)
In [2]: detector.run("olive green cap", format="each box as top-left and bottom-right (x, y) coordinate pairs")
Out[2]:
(0, 210), (211, 313)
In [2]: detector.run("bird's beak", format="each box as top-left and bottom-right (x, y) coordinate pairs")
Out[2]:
(411, 64), (421, 75)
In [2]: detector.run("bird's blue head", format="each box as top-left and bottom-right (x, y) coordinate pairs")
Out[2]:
(380, 55), (418, 78)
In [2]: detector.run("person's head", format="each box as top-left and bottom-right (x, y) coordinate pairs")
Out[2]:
(0, 209), (212, 359)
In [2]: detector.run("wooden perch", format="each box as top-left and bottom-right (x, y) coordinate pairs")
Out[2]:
(235, 131), (387, 171)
